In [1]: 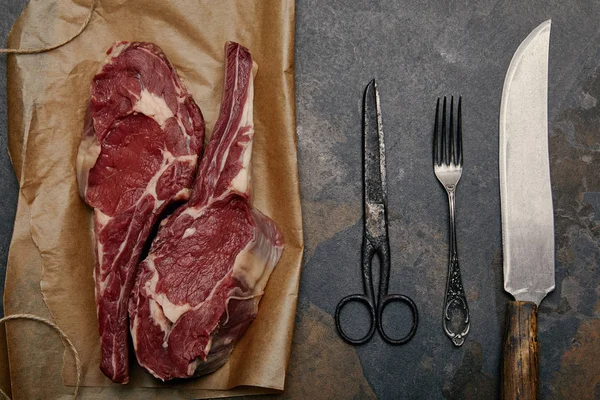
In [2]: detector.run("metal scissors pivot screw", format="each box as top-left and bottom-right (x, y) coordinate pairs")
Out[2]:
(335, 80), (418, 345)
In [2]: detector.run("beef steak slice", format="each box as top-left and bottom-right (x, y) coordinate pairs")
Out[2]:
(76, 41), (205, 383)
(129, 42), (284, 381)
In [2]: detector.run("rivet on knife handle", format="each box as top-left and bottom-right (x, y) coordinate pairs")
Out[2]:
(502, 301), (539, 400)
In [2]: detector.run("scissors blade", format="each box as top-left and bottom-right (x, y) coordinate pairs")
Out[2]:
(363, 80), (388, 238)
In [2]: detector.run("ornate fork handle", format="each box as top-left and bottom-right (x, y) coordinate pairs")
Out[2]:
(434, 96), (469, 346)
(442, 188), (470, 346)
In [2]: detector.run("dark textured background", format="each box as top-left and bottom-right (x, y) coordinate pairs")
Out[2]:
(2, 1), (600, 399)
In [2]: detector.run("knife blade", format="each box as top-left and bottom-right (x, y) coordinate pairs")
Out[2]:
(499, 20), (554, 400)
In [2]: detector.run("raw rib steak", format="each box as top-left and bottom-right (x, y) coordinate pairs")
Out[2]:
(129, 42), (284, 380)
(76, 41), (205, 383)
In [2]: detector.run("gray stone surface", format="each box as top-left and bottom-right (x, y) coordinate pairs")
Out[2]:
(294, 0), (600, 399)
(1, 0), (599, 399)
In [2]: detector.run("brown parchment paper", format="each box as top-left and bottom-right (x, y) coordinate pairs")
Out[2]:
(1, 0), (302, 398)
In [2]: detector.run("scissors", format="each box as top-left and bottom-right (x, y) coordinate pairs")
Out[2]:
(335, 80), (419, 345)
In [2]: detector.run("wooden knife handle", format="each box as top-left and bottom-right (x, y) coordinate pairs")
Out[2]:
(502, 301), (539, 400)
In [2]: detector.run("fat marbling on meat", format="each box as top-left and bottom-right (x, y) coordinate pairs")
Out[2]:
(76, 41), (205, 383)
(129, 42), (284, 381)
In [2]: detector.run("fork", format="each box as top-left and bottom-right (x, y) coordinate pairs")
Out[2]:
(433, 96), (470, 347)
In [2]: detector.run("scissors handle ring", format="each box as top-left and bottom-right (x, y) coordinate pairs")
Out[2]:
(377, 294), (419, 345)
(335, 294), (376, 345)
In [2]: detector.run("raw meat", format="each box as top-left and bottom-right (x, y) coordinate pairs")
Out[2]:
(129, 42), (284, 381)
(76, 42), (205, 383)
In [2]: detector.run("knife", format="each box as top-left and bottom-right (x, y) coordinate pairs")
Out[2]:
(499, 20), (554, 400)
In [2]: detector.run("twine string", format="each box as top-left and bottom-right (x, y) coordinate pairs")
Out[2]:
(0, 0), (96, 397)
(0, 314), (81, 399)
(0, 0), (97, 54)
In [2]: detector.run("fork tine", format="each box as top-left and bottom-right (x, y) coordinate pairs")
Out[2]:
(441, 96), (447, 165)
(433, 98), (440, 165)
(457, 96), (463, 166)
(450, 96), (455, 165)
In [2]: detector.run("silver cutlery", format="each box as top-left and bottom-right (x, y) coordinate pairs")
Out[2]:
(433, 96), (470, 347)
(500, 20), (554, 399)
